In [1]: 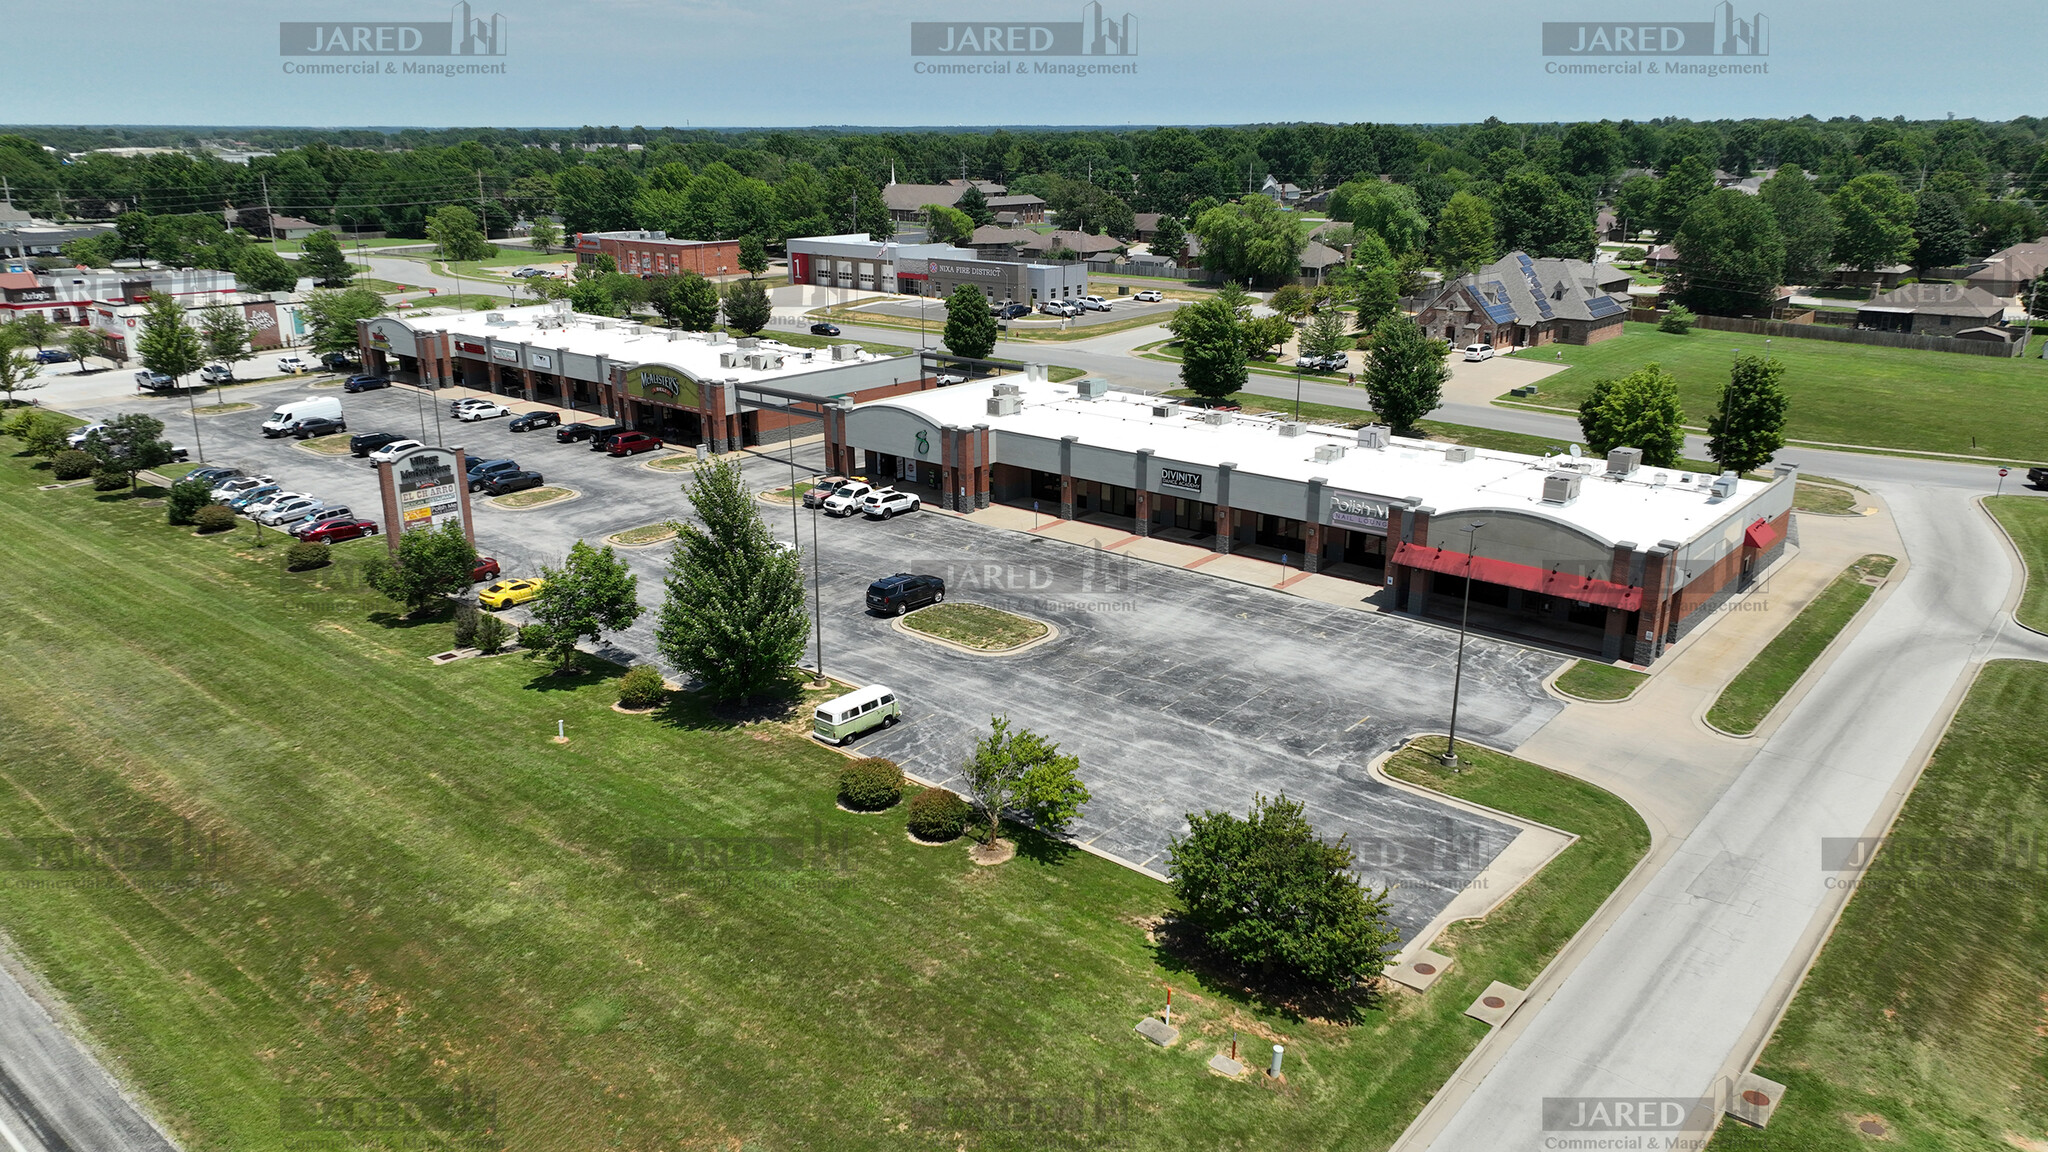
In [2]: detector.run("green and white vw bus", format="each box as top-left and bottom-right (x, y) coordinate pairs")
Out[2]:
(813, 684), (901, 745)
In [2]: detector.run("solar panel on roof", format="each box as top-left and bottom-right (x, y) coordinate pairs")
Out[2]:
(1513, 254), (1555, 320)
(1477, 280), (1517, 324)
(1585, 296), (1627, 319)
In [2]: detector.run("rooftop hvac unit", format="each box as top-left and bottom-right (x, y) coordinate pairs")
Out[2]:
(830, 343), (860, 361)
(987, 395), (1021, 417)
(1277, 421), (1305, 438)
(1313, 443), (1347, 463)
(593, 319), (614, 329)
(1542, 471), (1582, 505)
(621, 323), (643, 335)
(1202, 409), (1230, 426)
(1074, 377), (1108, 399)
(1356, 425), (1390, 450)
(1150, 400), (1182, 418)
(1607, 446), (1643, 476)
(1443, 445), (1476, 463)
(745, 352), (784, 370)
(1711, 471), (1739, 498)
(992, 381), (1021, 397)
(736, 336), (760, 350)
(667, 329), (684, 341)
(719, 351), (742, 368)
(1025, 363), (1049, 383)
(485, 312), (505, 324)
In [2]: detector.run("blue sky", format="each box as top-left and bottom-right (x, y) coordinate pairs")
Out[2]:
(15, 0), (2045, 127)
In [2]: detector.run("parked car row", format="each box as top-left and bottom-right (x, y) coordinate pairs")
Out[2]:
(179, 464), (368, 538)
(818, 479), (922, 520)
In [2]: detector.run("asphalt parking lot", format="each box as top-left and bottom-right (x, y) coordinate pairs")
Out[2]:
(92, 378), (1565, 940)
(849, 294), (1182, 330)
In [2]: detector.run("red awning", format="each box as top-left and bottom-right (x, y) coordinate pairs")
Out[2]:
(1393, 542), (1643, 611)
(1744, 517), (1779, 549)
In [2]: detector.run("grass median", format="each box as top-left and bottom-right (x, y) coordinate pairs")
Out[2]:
(901, 602), (1049, 651)
(0, 441), (1647, 1151)
(1985, 495), (2048, 633)
(1719, 660), (2048, 1149)
(1553, 661), (1649, 701)
(1706, 554), (1897, 735)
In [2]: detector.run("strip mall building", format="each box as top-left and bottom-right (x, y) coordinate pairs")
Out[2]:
(355, 303), (938, 451)
(824, 378), (1795, 664)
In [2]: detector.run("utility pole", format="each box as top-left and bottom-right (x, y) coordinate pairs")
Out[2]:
(2020, 275), (2043, 359)
(259, 175), (274, 244)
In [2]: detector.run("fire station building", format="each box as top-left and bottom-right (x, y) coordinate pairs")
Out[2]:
(823, 377), (1796, 664)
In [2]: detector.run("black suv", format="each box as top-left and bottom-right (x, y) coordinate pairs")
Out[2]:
(466, 458), (520, 491)
(2029, 466), (2048, 490)
(555, 421), (608, 443)
(482, 469), (545, 496)
(349, 431), (405, 457)
(343, 374), (391, 393)
(866, 573), (945, 616)
(584, 423), (628, 451)
(293, 415), (347, 439)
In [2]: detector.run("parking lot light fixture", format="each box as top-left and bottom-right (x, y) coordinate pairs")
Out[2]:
(1440, 520), (1486, 770)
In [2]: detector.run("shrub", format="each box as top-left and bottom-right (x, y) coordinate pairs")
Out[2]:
(475, 612), (511, 654)
(618, 665), (667, 709)
(52, 449), (95, 480)
(3, 407), (43, 438)
(166, 478), (214, 525)
(452, 600), (480, 647)
(285, 541), (331, 571)
(516, 622), (550, 651)
(1617, 246), (1647, 263)
(1658, 303), (1696, 335)
(838, 757), (905, 811)
(91, 467), (128, 491)
(905, 787), (970, 842)
(193, 504), (237, 534)
(22, 416), (66, 458)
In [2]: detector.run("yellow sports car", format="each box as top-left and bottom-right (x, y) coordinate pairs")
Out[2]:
(477, 578), (544, 610)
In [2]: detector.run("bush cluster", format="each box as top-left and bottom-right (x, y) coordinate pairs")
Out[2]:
(52, 450), (95, 480)
(452, 600), (480, 647)
(838, 757), (904, 811)
(91, 468), (128, 491)
(617, 665), (667, 709)
(905, 787), (970, 842)
(1658, 304), (1696, 335)
(285, 541), (331, 571)
(516, 622), (550, 652)
(474, 612), (511, 654)
(193, 504), (237, 533)
(165, 479), (215, 525)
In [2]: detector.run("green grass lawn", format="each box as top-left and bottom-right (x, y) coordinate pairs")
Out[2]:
(762, 329), (913, 356)
(1719, 660), (2048, 1149)
(1985, 495), (2048, 633)
(1553, 661), (1649, 701)
(1706, 554), (1896, 734)
(267, 236), (429, 255)
(903, 602), (1049, 651)
(1793, 481), (1859, 515)
(1506, 322), (2048, 460)
(398, 293), (514, 312)
(0, 440), (1649, 1151)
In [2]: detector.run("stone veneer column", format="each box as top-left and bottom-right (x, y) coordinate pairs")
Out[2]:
(1213, 462), (1235, 554)
(1403, 504), (1434, 614)
(1133, 448), (1154, 537)
(1303, 477), (1327, 574)
(1059, 435), (1078, 521)
(972, 423), (991, 509)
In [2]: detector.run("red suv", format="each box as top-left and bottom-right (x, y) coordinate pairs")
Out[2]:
(302, 518), (380, 544)
(605, 431), (663, 457)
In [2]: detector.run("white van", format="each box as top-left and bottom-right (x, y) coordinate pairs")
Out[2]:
(813, 684), (901, 745)
(261, 395), (344, 438)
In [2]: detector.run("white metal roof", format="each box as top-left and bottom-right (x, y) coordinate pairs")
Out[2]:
(867, 380), (1776, 548)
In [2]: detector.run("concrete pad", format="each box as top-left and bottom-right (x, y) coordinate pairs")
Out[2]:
(1134, 1017), (1179, 1046)
(1119, 535), (1209, 568)
(1726, 1072), (1785, 1128)
(1463, 981), (1527, 1027)
(1195, 552), (1290, 587)
(1207, 1054), (1246, 1077)
(1385, 948), (1453, 992)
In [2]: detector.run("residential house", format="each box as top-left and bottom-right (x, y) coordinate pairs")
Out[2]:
(1413, 251), (1632, 348)
(1822, 263), (1911, 291)
(966, 225), (1039, 259)
(1016, 230), (1123, 260)
(1856, 283), (2008, 335)
(983, 194), (1047, 224)
(1132, 213), (1163, 241)
(1297, 240), (1348, 282)
(1963, 239), (2048, 298)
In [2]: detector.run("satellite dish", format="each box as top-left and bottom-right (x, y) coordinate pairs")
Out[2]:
(1568, 444), (1581, 458)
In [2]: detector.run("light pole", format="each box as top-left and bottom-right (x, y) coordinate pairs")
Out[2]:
(1440, 520), (1486, 769)
(810, 496), (827, 687)
(186, 386), (203, 464)
(1294, 365), (1303, 421)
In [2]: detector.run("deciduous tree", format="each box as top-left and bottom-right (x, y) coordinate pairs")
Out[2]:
(1672, 189), (1785, 316)
(137, 293), (204, 387)
(1707, 354), (1789, 473)
(1578, 363), (1685, 467)
(234, 247), (302, 293)
(1493, 168), (1594, 259)
(1190, 196), (1306, 285)
(722, 277), (772, 335)
(79, 411), (174, 490)
(427, 205), (497, 262)
(942, 284), (997, 360)
(1169, 294), (1248, 402)
(1756, 165), (1836, 284)
(959, 715), (1091, 847)
(1361, 314), (1447, 433)
(1830, 174), (1917, 271)
(362, 521), (478, 616)
(298, 229), (356, 287)
(1168, 793), (1399, 990)
(302, 286), (389, 355)
(1432, 191), (1497, 275)
(529, 540), (644, 673)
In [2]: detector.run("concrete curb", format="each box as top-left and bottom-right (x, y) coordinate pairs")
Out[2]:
(1982, 494), (2048, 639)
(483, 486), (581, 512)
(1540, 660), (1648, 705)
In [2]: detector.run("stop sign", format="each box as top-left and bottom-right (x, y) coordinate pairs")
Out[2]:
(2000, 467), (2010, 477)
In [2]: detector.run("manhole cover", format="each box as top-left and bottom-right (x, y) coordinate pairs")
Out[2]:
(1482, 995), (1506, 1009)
(1742, 1089), (1771, 1107)
(1858, 1120), (1887, 1137)
(1413, 963), (1437, 975)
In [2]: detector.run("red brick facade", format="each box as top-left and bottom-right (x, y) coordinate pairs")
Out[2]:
(576, 234), (740, 278)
